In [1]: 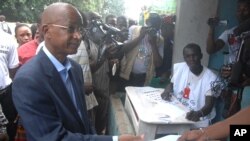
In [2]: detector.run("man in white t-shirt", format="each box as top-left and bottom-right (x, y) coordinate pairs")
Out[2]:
(206, 0), (250, 64)
(161, 43), (217, 128)
(0, 15), (12, 35)
(0, 28), (19, 141)
(206, 0), (250, 123)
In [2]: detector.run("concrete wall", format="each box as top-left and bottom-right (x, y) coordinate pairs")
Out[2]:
(108, 94), (135, 135)
(173, 0), (218, 66)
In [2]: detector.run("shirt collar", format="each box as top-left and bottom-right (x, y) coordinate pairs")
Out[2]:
(42, 45), (72, 73)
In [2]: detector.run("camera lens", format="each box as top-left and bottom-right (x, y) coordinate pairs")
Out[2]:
(148, 27), (157, 36)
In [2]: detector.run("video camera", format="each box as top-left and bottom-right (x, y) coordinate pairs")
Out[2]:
(147, 26), (158, 37)
(85, 19), (123, 47)
(84, 18), (123, 62)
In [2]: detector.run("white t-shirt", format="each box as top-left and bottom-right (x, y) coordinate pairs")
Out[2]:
(0, 29), (19, 89)
(171, 62), (217, 128)
(219, 26), (241, 63)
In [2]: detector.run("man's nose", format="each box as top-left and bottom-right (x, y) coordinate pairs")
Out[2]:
(72, 31), (82, 40)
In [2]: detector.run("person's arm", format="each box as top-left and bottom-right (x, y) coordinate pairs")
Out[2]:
(206, 26), (225, 54)
(199, 96), (215, 117)
(89, 56), (106, 73)
(121, 27), (147, 53)
(89, 42), (120, 73)
(118, 135), (144, 141)
(178, 106), (250, 141)
(161, 82), (173, 101)
(186, 96), (215, 121)
(8, 38), (19, 79)
(148, 35), (163, 67)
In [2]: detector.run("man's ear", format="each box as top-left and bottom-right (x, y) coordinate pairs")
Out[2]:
(42, 24), (50, 38)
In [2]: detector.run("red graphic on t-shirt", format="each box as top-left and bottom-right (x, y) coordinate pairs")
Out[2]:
(183, 87), (190, 99)
(228, 34), (236, 45)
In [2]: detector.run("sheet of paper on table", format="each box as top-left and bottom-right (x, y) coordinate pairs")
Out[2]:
(133, 87), (189, 123)
(152, 135), (181, 141)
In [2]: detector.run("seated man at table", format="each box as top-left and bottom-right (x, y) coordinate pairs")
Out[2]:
(161, 43), (217, 128)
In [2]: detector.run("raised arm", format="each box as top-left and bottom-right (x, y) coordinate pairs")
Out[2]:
(121, 27), (147, 53)
(206, 26), (225, 54)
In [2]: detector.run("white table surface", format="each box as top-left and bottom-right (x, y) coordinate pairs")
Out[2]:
(124, 86), (194, 140)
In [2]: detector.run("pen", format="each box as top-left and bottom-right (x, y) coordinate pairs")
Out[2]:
(143, 90), (160, 93)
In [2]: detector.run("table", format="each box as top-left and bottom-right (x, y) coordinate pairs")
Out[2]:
(124, 86), (194, 140)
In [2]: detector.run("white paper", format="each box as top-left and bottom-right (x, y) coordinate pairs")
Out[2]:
(153, 135), (181, 141)
(132, 86), (189, 123)
(142, 102), (186, 123)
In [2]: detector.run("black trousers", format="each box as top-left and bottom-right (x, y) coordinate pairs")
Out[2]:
(94, 90), (110, 135)
(0, 85), (17, 141)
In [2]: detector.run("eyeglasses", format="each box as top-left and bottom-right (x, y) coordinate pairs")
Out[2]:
(47, 24), (86, 35)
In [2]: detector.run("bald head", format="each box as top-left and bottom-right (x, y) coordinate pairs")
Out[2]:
(41, 2), (87, 62)
(42, 2), (85, 26)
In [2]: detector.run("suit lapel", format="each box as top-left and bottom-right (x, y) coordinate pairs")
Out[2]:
(69, 65), (89, 133)
(39, 51), (85, 127)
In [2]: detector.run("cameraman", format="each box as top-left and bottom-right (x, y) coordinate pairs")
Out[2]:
(119, 12), (163, 88)
(84, 12), (120, 134)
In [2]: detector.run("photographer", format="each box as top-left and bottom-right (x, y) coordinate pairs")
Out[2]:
(119, 12), (163, 88)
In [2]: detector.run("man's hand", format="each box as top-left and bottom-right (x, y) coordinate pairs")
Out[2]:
(138, 27), (148, 39)
(98, 43), (117, 62)
(186, 110), (201, 122)
(105, 43), (119, 58)
(148, 34), (157, 47)
(161, 84), (173, 101)
(119, 134), (144, 141)
(84, 83), (93, 95)
(178, 130), (204, 141)
(207, 17), (219, 27)
(220, 65), (232, 78)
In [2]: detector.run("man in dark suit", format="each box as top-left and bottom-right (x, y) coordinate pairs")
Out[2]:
(12, 2), (143, 141)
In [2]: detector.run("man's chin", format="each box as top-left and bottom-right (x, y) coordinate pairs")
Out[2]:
(68, 45), (79, 54)
(68, 50), (78, 55)
(67, 47), (78, 54)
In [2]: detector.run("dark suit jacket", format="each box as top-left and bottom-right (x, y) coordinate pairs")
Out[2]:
(12, 50), (112, 141)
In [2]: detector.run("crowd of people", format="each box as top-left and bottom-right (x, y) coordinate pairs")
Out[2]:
(0, 0), (250, 141)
